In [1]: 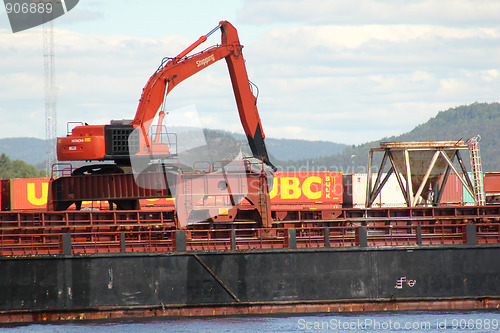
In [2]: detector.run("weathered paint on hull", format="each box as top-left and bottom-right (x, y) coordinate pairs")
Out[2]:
(2, 298), (499, 323)
(0, 245), (499, 323)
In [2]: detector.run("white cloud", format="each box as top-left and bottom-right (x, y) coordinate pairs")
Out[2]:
(239, 0), (500, 26)
(481, 69), (499, 82)
(1, 1), (500, 147)
(240, 16), (500, 143)
(0, 27), (203, 137)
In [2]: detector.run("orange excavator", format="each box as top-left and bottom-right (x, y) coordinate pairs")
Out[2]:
(57, 21), (274, 174)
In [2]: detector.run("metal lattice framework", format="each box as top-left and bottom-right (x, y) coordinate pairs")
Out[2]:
(365, 140), (484, 207)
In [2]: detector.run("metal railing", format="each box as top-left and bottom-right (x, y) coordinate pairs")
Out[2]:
(0, 223), (497, 256)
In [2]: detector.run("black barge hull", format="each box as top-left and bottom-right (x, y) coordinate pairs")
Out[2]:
(1, 245), (500, 322)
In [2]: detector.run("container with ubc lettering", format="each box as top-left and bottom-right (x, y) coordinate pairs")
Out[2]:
(270, 171), (343, 221)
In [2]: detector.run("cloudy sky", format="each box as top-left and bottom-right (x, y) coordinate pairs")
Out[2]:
(1, 0), (499, 145)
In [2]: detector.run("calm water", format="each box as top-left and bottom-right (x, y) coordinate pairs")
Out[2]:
(1, 311), (499, 332)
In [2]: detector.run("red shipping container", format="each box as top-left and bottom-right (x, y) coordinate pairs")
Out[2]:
(140, 198), (175, 210)
(0, 179), (7, 211)
(440, 173), (463, 204)
(74, 198), (175, 211)
(7, 178), (50, 210)
(269, 171), (342, 205)
(484, 172), (500, 194)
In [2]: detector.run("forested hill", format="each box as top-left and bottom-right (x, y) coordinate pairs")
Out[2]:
(229, 134), (347, 160)
(277, 102), (500, 173)
(0, 138), (46, 166)
(0, 131), (348, 168)
(385, 102), (500, 172)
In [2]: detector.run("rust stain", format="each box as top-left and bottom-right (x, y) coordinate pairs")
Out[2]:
(1, 298), (499, 324)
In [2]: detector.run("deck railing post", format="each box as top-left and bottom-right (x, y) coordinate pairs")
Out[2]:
(175, 230), (187, 252)
(287, 228), (297, 249)
(356, 226), (368, 247)
(465, 224), (477, 245)
(62, 233), (72, 255)
(325, 227), (330, 247)
(120, 232), (126, 253)
(231, 229), (236, 250)
(417, 225), (422, 245)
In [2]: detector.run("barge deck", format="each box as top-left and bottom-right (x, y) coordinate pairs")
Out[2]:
(0, 205), (499, 323)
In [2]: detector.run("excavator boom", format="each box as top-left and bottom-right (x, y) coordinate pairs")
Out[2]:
(57, 21), (273, 169)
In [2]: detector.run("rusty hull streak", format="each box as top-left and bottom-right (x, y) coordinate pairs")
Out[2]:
(1, 298), (499, 324)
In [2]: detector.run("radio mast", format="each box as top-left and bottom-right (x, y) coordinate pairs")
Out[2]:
(43, 19), (57, 176)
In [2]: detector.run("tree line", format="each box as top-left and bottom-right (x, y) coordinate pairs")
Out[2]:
(0, 153), (46, 179)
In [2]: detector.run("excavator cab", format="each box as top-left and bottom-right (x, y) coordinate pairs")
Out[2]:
(58, 116), (177, 166)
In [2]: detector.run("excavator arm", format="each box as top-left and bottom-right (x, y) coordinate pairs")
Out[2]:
(133, 20), (272, 167)
(57, 21), (273, 169)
